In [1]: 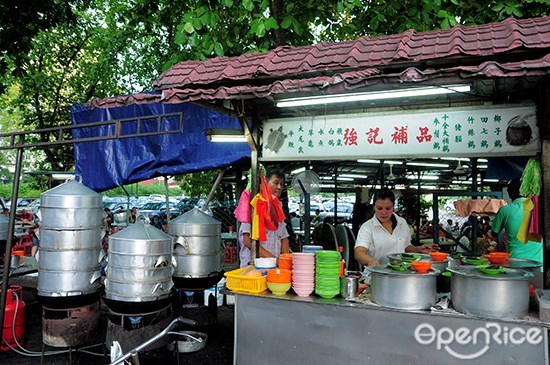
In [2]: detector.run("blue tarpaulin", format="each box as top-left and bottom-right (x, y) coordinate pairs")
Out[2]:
(71, 100), (251, 192)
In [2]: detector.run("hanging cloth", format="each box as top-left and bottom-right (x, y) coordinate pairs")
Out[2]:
(250, 193), (267, 242)
(517, 197), (534, 243)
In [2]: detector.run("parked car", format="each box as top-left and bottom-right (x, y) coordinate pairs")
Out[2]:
(322, 202), (354, 224)
(142, 202), (180, 225)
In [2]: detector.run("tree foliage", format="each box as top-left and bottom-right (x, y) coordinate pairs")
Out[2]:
(0, 0), (547, 182)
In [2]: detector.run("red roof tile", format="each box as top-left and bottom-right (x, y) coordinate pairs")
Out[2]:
(154, 16), (550, 90)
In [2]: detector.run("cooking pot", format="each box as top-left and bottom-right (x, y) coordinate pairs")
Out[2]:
(501, 258), (543, 289)
(447, 266), (533, 319)
(366, 265), (439, 310)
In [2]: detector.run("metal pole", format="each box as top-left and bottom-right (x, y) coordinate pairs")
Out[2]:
(164, 177), (170, 225)
(0, 140), (24, 342)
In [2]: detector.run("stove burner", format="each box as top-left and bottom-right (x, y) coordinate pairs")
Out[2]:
(106, 304), (174, 353)
(42, 301), (100, 348)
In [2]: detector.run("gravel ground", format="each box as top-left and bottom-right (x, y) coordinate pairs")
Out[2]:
(0, 292), (235, 365)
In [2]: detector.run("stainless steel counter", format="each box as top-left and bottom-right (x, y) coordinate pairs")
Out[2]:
(234, 291), (549, 365)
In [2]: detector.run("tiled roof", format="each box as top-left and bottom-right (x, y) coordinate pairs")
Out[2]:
(153, 16), (550, 90)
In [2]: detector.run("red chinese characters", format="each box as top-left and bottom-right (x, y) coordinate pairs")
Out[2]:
(416, 127), (432, 143)
(344, 128), (358, 146)
(366, 127), (384, 144)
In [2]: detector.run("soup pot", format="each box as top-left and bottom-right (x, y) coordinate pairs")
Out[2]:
(366, 265), (439, 310)
(447, 265), (533, 319)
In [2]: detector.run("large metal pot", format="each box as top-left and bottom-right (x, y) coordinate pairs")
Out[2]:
(502, 258), (543, 289)
(447, 266), (533, 319)
(366, 265), (439, 310)
(39, 180), (103, 229)
(168, 208), (221, 278)
(105, 222), (173, 303)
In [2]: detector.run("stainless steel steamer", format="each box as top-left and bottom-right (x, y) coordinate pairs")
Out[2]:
(168, 208), (223, 289)
(37, 180), (103, 298)
(105, 222), (174, 303)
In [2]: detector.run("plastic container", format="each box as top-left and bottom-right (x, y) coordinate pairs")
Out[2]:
(225, 267), (268, 294)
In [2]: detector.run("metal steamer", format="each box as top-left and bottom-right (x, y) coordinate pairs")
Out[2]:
(104, 222), (174, 313)
(168, 208), (223, 290)
(0, 214), (8, 241)
(447, 265), (534, 319)
(37, 180), (103, 304)
(367, 265), (439, 310)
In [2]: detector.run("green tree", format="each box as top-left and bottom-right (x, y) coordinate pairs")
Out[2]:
(1, 0), (547, 176)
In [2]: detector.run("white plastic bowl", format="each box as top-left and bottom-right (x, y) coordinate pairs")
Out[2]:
(254, 257), (277, 268)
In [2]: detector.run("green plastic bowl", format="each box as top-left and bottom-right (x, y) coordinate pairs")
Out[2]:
(399, 253), (420, 262)
(477, 264), (505, 276)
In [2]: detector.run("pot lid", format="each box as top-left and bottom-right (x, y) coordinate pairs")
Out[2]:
(111, 221), (171, 241)
(169, 207), (220, 227)
(366, 265), (440, 277)
(501, 257), (543, 269)
(447, 265), (534, 280)
(41, 180), (102, 206)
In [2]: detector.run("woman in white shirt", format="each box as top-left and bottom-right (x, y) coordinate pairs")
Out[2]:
(354, 188), (438, 266)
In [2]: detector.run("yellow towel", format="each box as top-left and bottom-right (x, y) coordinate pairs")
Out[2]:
(517, 197), (534, 243)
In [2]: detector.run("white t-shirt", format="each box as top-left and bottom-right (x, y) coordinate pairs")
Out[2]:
(355, 214), (411, 265)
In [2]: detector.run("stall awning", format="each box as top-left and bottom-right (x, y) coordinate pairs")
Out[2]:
(71, 99), (250, 192)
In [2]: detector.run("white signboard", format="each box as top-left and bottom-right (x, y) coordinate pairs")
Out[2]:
(262, 104), (539, 161)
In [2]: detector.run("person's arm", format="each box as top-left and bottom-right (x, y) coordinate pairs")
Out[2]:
(354, 246), (379, 266)
(242, 232), (277, 258)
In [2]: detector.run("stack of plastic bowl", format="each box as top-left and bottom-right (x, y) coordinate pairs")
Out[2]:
(278, 253), (293, 270)
(291, 253), (315, 297)
(254, 257), (277, 275)
(302, 245), (323, 254)
(266, 268), (292, 296)
(315, 250), (341, 298)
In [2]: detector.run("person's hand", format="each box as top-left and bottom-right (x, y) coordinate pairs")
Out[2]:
(419, 243), (439, 253)
(366, 258), (380, 266)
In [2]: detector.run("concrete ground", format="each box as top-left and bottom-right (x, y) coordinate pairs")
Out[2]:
(0, 272), (236, 365)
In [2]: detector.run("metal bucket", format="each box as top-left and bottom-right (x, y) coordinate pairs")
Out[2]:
(168, 208), (221, 278)
(367, 265), (439, 310)
(448, 266), (533, 319)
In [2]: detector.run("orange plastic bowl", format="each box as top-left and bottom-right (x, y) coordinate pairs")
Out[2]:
(267, 268), (292, 283)
(278, 254), (293, 270)
(429, 251), (448, 262)
(483, 252), (510, 264)
(410, 261), (432, 274)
